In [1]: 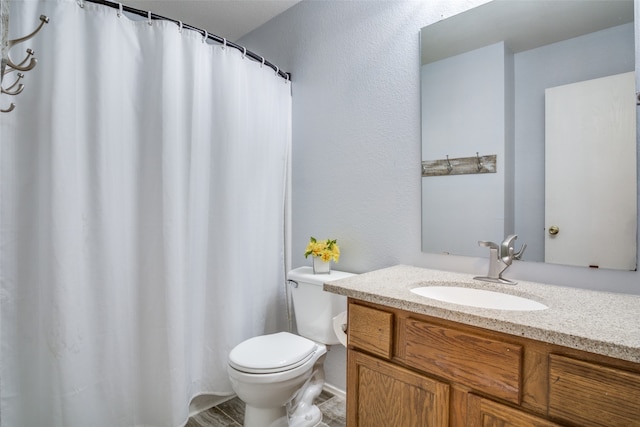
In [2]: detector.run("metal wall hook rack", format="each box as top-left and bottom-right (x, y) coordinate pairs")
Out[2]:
(1, 14), (49, 113)
(422, 153), (497, 177)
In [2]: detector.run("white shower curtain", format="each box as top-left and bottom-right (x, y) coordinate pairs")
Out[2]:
(0, 1), (291, 426)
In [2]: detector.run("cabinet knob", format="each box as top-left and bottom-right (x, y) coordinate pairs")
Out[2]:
(548, 225), (560, 235)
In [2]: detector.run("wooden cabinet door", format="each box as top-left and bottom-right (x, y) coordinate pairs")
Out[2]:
(347, 349), (449, 427)
(468, 394), (562, 427)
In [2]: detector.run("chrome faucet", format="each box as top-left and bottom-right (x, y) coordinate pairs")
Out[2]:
(474, 234), (526, 285)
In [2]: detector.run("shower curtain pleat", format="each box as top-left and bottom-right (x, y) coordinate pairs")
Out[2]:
(0, 1), (291, 426)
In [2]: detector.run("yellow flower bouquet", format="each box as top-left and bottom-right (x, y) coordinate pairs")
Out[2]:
(304, 237), (340, 274)
(304, 237), (340, 262)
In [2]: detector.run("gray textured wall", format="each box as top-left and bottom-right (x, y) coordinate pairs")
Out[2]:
(239, 0), (640, 391)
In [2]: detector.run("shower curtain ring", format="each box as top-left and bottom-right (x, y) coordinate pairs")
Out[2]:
(242, 47), (247, 59)
(76, 0), (85, 8)
(222, 38), (227, 50)
(202, 30), (208, 43)
(117, 3), (123, 17)
(178, 21), (183, 33)
(260, 57), (265, 68)
(147, 11), (152, 25)
(275, 66), (279, 76)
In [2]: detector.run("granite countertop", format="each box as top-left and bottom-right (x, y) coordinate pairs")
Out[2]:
(323, 265), (640, 364)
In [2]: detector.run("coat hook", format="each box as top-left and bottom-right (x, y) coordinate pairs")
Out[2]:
(476, 152), (483, 171)
(1, 73), (25, 96)
(446, 155), (453, 173)
(1, 103), (16, 113)
(6, 16), (48, 50)
(6, 48), (37, 72)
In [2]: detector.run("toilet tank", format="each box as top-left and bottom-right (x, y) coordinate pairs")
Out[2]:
(287, 267), (354, 345)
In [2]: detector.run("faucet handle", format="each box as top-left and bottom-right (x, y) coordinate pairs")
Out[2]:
(513, 243), (527, 260)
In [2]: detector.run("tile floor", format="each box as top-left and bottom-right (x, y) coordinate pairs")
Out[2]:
(185, 390), (346, 427)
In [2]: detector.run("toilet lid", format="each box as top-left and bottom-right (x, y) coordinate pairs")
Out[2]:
(229, 332), (318, 374)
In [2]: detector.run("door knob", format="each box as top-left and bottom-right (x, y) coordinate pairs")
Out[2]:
(548, 225), (560, 235)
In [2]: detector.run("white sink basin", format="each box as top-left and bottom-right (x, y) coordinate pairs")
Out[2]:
(410, 286), (547, 311)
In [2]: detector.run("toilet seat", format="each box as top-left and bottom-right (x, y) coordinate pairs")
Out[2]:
(229, 332), (318, 374)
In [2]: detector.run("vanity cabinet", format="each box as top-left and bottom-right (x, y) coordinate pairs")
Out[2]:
(346, 299), (640, 427)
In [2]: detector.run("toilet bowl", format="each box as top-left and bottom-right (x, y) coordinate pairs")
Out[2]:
(227, 267), (353, 427)
(228, 332), (327, 427)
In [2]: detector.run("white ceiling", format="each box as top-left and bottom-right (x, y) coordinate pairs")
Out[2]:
(421, 0), (634, 65)
(125, 0), (301, 41)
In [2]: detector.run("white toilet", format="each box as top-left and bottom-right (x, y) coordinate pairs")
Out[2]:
(227, 267), (353, 427)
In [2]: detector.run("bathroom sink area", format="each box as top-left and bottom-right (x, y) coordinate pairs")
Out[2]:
(323, 265), (640, 364)
(410, 286), (548, 311)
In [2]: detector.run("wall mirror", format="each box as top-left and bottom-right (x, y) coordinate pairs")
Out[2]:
(420, 0), (637, 271)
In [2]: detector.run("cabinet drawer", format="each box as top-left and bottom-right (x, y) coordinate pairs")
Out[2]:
(403, 319), (522, 404)
(348, 303), (393, 359)
(549, 354), (640, 427)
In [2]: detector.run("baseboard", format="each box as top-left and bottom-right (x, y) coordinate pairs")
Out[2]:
(323, 383), (345, 400)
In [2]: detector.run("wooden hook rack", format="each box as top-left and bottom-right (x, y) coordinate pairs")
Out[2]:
(421, 153), (497, 177)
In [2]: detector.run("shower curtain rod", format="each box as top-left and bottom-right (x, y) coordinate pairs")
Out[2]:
(83, 0), (291, 82)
